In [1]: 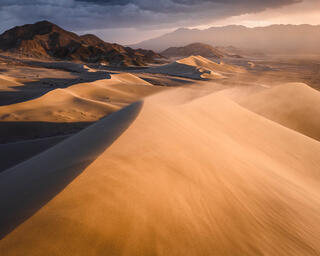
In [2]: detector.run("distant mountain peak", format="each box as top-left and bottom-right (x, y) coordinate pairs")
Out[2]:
(34, 20), (56, 26)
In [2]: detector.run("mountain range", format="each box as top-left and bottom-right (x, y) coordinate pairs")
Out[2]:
(161, 43), (242, 58)
(0, 21), (162, 67)
(132, 24), (320, 54)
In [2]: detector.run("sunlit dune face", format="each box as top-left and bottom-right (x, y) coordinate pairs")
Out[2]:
(1, 84), (320, 255)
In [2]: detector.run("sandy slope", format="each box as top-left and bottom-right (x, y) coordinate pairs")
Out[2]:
(0, 73), (160, 122)
(0, 88), (319, 255)
(148, 55), (244, 79)
(239, 83), (320, 141)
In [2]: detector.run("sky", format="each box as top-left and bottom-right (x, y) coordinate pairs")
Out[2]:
(0, 0), (319, 44)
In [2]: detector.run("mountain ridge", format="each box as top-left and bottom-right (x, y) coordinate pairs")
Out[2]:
(131, 24), (320, 54)
(0, 21), (163, 67)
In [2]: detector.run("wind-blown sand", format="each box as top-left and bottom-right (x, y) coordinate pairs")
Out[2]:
(0, 87), (319, 255)
(239, 82), (320, 141)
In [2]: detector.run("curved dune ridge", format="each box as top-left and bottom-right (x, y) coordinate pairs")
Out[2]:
(148, 55), (243, 79)
(239, 82), (320, 141)
(0, 87), (319, 255)
(0, 73), (160, 122)
(176, 55), (244, 73)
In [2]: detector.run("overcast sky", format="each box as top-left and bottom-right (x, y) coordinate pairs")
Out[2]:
(0, 0), (319, 44)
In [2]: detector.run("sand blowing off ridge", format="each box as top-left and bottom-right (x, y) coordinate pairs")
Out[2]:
(0, 87), (319, 255)
(239, 82), (320, 141)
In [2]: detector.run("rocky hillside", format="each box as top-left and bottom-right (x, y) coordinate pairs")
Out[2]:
(0, 21), (162, 66)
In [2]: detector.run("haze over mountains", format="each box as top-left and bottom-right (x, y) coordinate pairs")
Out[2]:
(132, 24), (320, 54)
(0, 21), (162, 67)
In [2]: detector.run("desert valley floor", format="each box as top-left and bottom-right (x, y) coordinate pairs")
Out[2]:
(0, 54), (320, 255)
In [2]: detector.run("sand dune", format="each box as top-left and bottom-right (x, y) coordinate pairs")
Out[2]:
(239, 83), (320, 141)
(0, 75), (21, 91)
(177, 55), (244, 73)
(1, 88), (319, 255)
(148, 55), (244, 79)
(0, 75), (21, 85)
(0, 73), (160, 123)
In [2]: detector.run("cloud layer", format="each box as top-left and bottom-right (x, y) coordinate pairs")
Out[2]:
(0, 0), (301, 33)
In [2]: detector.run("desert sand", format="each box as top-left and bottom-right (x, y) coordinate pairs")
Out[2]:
(239, 82), (320, 141)
(148, 55), (244, 79)
(0, 67), (163, 142)
(0, 55), (320, 255)
(0, 73), (159, 123)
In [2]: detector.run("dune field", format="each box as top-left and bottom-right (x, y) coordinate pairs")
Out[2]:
(0, 55), (320, 255)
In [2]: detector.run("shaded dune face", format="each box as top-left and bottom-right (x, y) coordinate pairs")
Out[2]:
(0, 89), (319, 255)
(0, 135), (68, 172)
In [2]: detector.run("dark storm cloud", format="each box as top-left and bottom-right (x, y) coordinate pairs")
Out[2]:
(0, 0), (302, 32)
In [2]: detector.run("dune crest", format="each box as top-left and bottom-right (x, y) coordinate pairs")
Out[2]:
(177, 55), (243, 73)
(0, 89), (319, 255)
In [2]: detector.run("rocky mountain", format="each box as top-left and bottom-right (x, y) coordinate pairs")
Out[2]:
(161, 43), (224, 58)
(0, 21), (162, 66)
(131, 25), (320, 55)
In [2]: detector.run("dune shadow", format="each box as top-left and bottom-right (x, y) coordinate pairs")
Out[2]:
(0, 101), (143, 239)
(97, 65), (150, 72)
(0, 58), (115, 106)
(141, 76), (196, 86)
(0, 121), (94, 144)
(146, 62), (211, 81)
(0, 135), (69, 173)
(0, 74), (111, 106)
